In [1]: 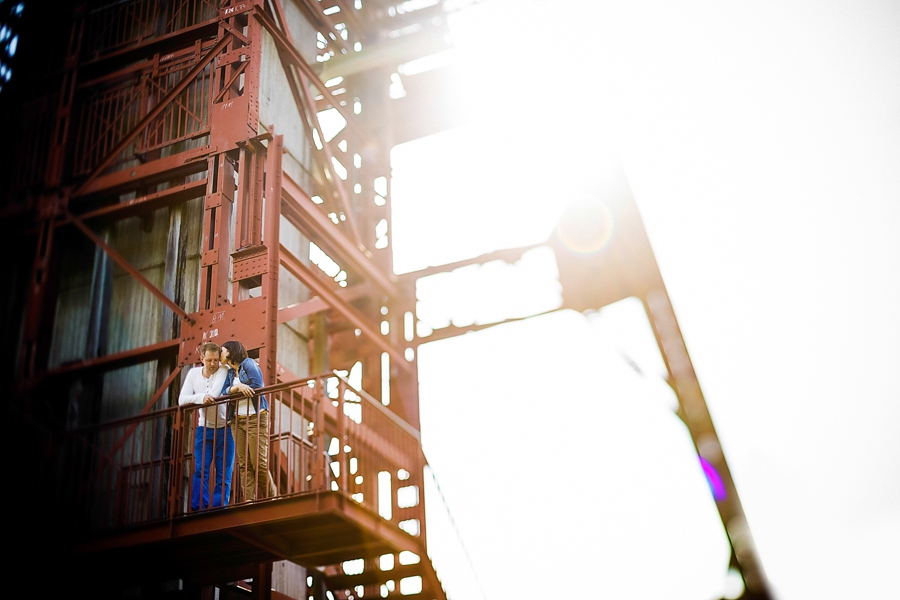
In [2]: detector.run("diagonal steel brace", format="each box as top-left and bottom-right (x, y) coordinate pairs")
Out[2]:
(73, 33), (232, 197)
(64, 208), (196, 326)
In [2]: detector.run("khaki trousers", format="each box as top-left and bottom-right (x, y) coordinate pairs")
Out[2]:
(232, 410), (277, 501)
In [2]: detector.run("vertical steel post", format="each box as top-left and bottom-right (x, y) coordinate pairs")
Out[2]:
(200, 153), (236, 310)
(261, 130), (283, 391)
(643, 287), (769, 596)
(252, 562), (272, 600)
(337, 380), (348, 494)
(314, 376), (327, 491)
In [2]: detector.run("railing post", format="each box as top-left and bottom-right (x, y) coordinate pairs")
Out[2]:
(314, 377), (327, 492)
(49, 374), (423, 531)
(169, 407), (184, 519)
(337, 380), (349, 495)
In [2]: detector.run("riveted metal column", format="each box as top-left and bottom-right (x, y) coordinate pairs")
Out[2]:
(200, 153), (237, 310)
(16, 6), (83, 382)
(314, 376), (328, 491)
(260, 130), (283, 387)
(643, 287), (769, 597)
(17, 200), (60, 381)
(252, 562), (272, 600)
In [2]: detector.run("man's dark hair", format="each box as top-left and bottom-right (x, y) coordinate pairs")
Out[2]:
(221, 340), (248, 364)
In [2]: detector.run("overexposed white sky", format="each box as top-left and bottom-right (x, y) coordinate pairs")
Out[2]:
(389, 1), (900, 599)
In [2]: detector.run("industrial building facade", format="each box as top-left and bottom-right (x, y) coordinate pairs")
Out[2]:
(3, 1), (452, 598)
(1, 1), (772, 599)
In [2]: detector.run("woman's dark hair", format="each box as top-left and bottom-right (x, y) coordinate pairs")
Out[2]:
(221, 340), (248, 365)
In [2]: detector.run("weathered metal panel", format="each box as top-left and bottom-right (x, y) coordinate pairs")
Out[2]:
(259, 24), (314, 190)
(99, 208), (169, 419)
(47, 236), (95, 368)
(283, 0), (319, 64)
(81, 0), (218, 60)
(258, 12), (317, 381)
(273, 560), (307, 599)
(106, 210), (169, 352)
(181, 196), (206, 314)
(278, 216), (310, 378)
(100, 362), (159, 422)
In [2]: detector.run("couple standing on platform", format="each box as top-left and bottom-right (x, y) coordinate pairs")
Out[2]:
(178, 340), (276, 511)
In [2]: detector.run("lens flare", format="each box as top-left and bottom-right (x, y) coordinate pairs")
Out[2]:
(699, 456), (727, 501)
(555, 199), (614, 255)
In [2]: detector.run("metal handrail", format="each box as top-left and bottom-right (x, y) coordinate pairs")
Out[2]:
(52, 373), (426, 539)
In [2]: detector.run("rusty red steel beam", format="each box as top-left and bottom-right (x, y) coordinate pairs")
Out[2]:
(278, 282), (371, 323)
(72, 491), (428, 559)
(264, 28), (333, 203)
(642, 288), (769, 593)
(279, 0), (356, 56)
(227, 528), (294, 563)
(291, 112), (347, 220)
(332, 371), (420, 440)
(213, 59), (249, 103)
(219, 17), (251, 46)
(40, 339), (180, 381)
(64, 208), (196, 326)
(324, 562), (426, 591)
(279, 243), (411, 373)
(414, 308), (561, 346)
(77, 41), (208, 89)
(274, 61), (361, 247)
(18, 212), (59, 380)
(55, 363), (183, 508)
(261, 129), (284, 391)
(72, 145), (210, 198)
(294, 67), (364, 247)
(276, 0), (326, 41)
(74, 178), (208, 223)
(278, 68), (330, 196)
(295, 0), (352, 54)
(101, 365), (185, 470)
(397, 242), (546, 281)
(72, 33), (232, 198)
(281, 172), (398, 299)
(139, 365), (184, 415)
(78, 15), (220, 70)
(327, 0), (366, 37)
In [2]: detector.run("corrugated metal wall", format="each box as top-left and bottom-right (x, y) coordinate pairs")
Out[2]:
(260, 4), (317, 382)
(102, 207), (174, 421)
(48, 234), (96, 368)
(35, 0), (320, 438)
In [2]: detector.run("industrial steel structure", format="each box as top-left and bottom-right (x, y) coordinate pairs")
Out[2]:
(1, 1), (771, 599)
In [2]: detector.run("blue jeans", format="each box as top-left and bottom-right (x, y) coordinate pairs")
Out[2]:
(191, 426), (235, 510)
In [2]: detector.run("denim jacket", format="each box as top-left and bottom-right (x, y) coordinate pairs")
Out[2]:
(224, 358), (268, 420)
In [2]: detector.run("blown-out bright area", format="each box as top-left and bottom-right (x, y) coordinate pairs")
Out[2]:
(389, 1), (900, 599)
